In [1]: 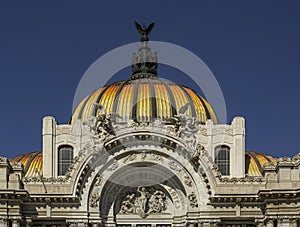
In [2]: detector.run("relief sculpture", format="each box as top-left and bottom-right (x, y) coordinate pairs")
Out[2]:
(120, 187), (167, 218)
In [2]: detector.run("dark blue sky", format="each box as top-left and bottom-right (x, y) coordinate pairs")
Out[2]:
(0, 1), (300, 158)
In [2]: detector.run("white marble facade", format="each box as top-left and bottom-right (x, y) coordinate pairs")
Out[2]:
(1, 113), (300, 227)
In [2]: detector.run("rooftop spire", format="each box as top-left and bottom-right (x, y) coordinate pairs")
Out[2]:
(131, 21), (158, 80)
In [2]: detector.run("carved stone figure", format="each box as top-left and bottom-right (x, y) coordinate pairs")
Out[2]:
(119, 187), (167, 218)
(148, 190), (166, 213)
(191, 143), (205, 163)
(120, 193), (136, 213)
(137, 187), (150, 217)
(163, 103), (200, 145)
(93, 104), (116, 142)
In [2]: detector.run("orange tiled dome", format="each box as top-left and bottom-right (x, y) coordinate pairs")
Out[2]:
(10, 151), (42, 177)
(245, 151), (277, 176)
(70, 78), (218, 125)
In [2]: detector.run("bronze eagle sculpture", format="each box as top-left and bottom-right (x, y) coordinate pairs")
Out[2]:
(134, 21), (155, 42)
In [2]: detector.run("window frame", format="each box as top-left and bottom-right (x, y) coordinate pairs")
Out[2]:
(58, 145), (73, 176)
(214, 145), (230, 176)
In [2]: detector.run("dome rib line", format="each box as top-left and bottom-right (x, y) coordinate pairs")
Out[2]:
(159, 79), (177, 117)
(25, 152), (39, 173)
(92, 84), (113, 116)
(77, 92), (94, 121)
(198, 96), (212, 120)
(177, 84), (197, 118)
(148, 78), (157, 119)
(111, 80), (131, 114)
(247, 151), (263, 175)
(131, 79), (141, 121)
(263, 154), (272, 163)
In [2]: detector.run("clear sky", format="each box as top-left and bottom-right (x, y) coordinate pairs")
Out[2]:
(0, 1), (299, 158)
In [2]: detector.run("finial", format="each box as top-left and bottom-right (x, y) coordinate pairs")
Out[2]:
(134, 21), (155, 42)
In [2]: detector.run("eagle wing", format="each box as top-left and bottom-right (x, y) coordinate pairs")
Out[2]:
(145, 22), (155, 34)
(134, 21), (144, 34)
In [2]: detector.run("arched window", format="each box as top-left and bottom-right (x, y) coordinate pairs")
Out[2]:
(215, 145), (230, 176)
(58, 145), (73, 176)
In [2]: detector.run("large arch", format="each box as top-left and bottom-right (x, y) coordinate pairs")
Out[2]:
(73, 144), (215, 225)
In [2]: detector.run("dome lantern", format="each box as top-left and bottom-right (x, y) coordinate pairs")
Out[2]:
(131, 22), (158, 80)
(70, 22), (219, 125)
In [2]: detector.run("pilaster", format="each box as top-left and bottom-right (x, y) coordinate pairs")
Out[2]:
(231, 116), (245, 177)
(42, 116), (56, 177)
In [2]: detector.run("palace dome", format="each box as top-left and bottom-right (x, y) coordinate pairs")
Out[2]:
(70, 77), (218, 125)
(10, 151), (42, 177)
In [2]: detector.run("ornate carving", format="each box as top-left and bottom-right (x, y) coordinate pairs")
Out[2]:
(120, 187), (167, 218)
(168, 161), (181, 172)
(188, 192), (198, 208)
(140, 152), (147, 160)
(123, 154), (137, 163)
(277, 157), (291, 163)
(89, 192), (100, 208)
(83, 104), (118, 143)
(107, 161), (118, 171)
(0, 157), (8, 163)
(123, 152), (163, 165)
(148, 153), (163, 162)
(94, 109), (115, 142)
(168, 188), (181, 208)
(292, 153), (300, 162)
(10, 162), (23, 169)
(212, 127), (233, 136)
(191, 143), (205, 163)
(200, 127), (207, 136)
(163, 105), (201, 149)
(219, 176), (265, 183)
(184, 174), (192, 187)
(95, 176), (103, 187)
(23, 175), (72, 183)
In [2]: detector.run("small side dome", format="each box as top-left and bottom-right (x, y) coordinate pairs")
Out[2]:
(70, 78), (218, 125)
(10, 151), (43, 177)
(245, 151), (277, 176)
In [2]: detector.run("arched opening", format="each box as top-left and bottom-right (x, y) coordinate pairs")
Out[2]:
(97, 162), (187, 226)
